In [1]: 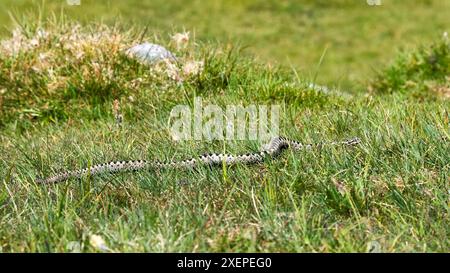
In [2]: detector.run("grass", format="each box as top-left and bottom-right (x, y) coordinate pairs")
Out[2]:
(1, 0), (449, 88)
(369, 35), (450, 98)
(0, 2), (449, 252)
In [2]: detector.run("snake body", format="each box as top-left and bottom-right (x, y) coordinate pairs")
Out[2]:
(37, 136), (361, 184)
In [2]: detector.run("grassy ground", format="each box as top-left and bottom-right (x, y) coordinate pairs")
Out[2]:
(0, 1), (449, 252)
(1, 0), (449, 88)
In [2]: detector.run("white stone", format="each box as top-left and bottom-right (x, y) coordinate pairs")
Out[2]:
(126, 42), (176, 64)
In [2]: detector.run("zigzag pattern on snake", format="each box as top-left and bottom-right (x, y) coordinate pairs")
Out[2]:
(36, 136), (361, 184)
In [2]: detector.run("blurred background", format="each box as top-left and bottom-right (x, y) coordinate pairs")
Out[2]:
(1, 0), (448, 89)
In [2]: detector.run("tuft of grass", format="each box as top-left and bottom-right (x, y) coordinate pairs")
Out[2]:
(0, 20), (141, 125)
(0, 18), (326, 129)
(369, 34), (450, 99)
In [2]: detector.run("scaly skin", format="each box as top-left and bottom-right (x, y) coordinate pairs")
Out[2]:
(36, 136), (361, 184)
